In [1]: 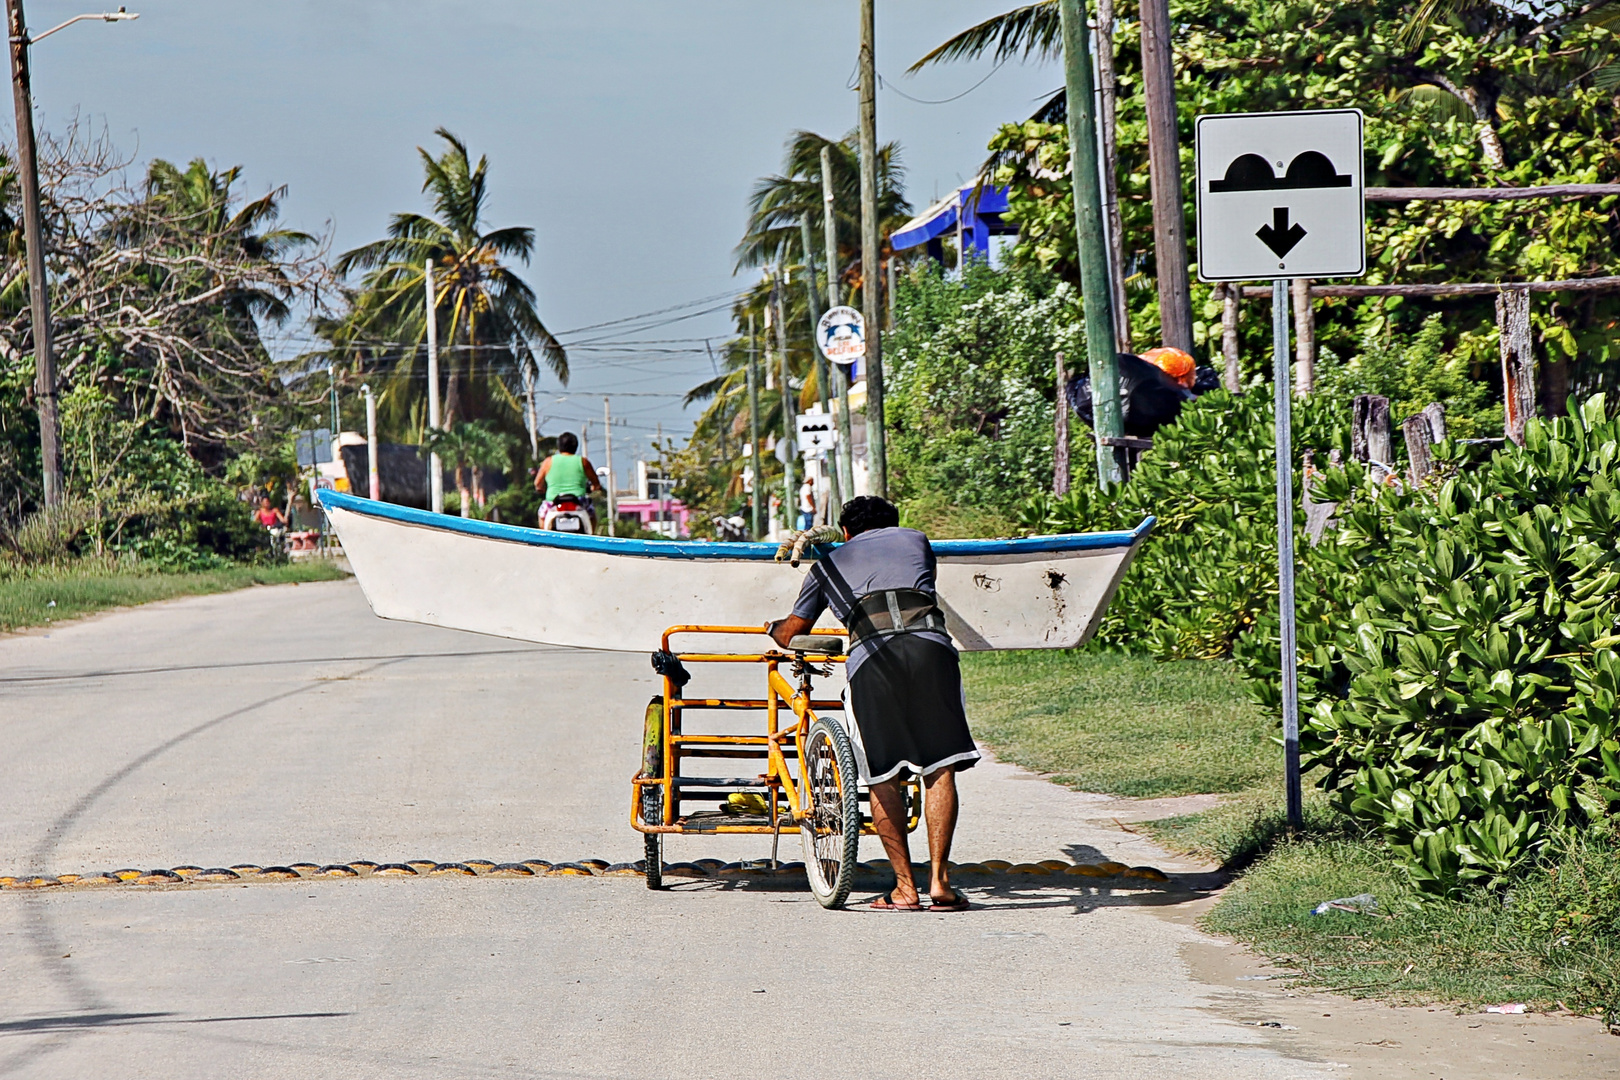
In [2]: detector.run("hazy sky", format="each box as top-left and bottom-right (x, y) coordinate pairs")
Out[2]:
(33, 0), (1058, 462)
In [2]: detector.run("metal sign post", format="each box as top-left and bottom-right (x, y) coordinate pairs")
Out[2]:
(1196, 108), (1366, 830)
(1270, 279), (1302, 828)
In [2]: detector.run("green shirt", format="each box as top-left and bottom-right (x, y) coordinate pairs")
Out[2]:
(544, 452), (589, 500)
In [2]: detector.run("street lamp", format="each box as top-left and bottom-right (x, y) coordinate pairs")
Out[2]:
(5, 4), (140, 508)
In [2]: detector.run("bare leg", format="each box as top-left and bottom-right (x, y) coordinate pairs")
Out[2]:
(867, 779), (918, 905)
(923, 766), (961, 904)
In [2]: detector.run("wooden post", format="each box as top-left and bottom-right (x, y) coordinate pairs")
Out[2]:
(1291, 278), (1314, 397)
(857, 0), (887, 498)
(1054, 352), (1071, 495)
(800, 212), (840, 512)
(1352, 394), (1392, 467)
(1220, 283), (1241, 392)
(821, 145), (856, 505)
(1139, 0), (1194, 353)
(1497, 288), (1535, 446)
(1096, 0), (1131, 351)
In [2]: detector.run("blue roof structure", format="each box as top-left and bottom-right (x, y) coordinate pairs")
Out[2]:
(891, 179), (1017, 259)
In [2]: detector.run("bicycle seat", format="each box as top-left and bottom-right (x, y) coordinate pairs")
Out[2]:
(788, 635), (844, 655)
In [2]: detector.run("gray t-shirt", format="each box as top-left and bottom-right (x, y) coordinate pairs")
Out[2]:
(791, 526), (954, 677)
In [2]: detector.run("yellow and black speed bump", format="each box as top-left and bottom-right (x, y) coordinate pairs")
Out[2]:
(1, 856), (1177, 892)
(428, 863), (477, 877)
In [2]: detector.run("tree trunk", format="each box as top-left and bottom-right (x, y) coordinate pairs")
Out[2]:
(1497, 288), (1535, 445)
(1139, 0), (1194, 352)
(457, 466), (471, 518)
(1220, 283), (1242, 392)
(1291, 278), (1314, 397)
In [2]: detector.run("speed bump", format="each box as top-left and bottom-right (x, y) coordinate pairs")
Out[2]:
(428, 863), (477, 877)
(486, 863), (535, 877)
(546, 863), (595, 877)
(0, 855), (1174, 892)
(135, 870), (182, 885)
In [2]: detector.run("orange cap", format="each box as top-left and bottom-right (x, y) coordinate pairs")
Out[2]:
(1142, 347), (1196, 389)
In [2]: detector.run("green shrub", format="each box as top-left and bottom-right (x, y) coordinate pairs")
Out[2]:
(1236, 397), (1620, 893)
(1022, 386), (1349, 658)
(886, 263), (1092, 519)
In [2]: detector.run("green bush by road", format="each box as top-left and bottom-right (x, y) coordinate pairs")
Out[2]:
(960, 648), (1620, 1021)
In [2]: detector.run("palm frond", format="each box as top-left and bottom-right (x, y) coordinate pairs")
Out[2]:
(908, 1), (1059, 72)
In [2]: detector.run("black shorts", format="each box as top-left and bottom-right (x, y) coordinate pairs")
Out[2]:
(844, 635), (981, 784)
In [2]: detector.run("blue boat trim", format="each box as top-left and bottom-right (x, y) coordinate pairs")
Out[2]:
(315, 489), (1153, 561)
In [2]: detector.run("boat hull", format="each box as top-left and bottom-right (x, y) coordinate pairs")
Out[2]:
(316, 491), (1151, 652)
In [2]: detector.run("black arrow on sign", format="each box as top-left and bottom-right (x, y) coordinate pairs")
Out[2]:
(1256, 207), (1307, 258)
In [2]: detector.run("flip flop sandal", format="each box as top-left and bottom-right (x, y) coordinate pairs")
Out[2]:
(929, 892), (971, 912)
(869, 891), (924, 912)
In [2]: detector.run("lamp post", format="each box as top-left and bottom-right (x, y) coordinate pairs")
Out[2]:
(5, 4), (138, 507)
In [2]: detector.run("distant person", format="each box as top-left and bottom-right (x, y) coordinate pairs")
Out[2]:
(797, 475), (817, 531)
(768, 495), (978, 912)
(255, 496), (286, 530)
(534, 432), (602, 525)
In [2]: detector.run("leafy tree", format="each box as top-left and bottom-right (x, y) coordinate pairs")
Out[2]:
(330, 129), (565, 440)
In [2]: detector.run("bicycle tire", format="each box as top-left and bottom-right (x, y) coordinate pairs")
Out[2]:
(799, 716), (860, 909)
(642, 783), (664, 890)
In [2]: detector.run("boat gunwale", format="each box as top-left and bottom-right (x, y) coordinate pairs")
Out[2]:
(316, 489), (1153, 561)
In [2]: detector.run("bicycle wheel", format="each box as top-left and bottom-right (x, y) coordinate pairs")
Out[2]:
(799, 716), (860, 909)
(642, 785), (664, 890)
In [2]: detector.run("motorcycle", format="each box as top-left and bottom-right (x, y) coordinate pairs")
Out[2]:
(541, 491), (594, 535)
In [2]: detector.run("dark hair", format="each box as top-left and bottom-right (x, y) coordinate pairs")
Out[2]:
(838, 495), (899, 537)
(557, 432), (579, 454)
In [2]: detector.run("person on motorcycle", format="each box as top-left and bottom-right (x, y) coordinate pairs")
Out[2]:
(533, 432), (602, 529)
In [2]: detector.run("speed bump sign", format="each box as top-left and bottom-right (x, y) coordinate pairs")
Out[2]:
(1195, 108), (1365, 281)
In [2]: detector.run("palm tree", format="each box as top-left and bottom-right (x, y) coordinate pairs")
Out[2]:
(735, 130), (911, 297)
(332, 129), (565, 436)
(422, 419), (515, 516)
(127, 158), (313, 328)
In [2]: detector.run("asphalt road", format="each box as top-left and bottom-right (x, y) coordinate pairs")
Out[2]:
(2, 580), (1612, 1078)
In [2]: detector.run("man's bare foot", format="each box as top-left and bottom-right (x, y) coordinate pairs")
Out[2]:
(929, 888), (969, 911)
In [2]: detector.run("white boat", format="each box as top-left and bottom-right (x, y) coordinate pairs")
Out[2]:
(316, 489), (1152, 652)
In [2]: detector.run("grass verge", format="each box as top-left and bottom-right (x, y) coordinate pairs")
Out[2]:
(958, 648), (1620, 1021)
(0, 560), (350, 633)
(960, 649), (1275, 797)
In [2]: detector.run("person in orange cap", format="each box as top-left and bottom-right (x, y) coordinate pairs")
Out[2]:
(1141, 346), (1196, 389)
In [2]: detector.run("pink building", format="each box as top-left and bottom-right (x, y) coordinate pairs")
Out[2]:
(615, 498), (689, 538)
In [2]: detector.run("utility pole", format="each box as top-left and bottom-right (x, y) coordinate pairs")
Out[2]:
(7, 0), (58, 506)
(821, 146), (855, 504)
(772, 267), (795, 534)
(746, 313), (762, 539)
(857, 0), (887, 498)
(1058, 0), (1124, 487)
(800, 212), (840, 511)
(362, 383), (380, 500)
(1095, 0), (1131, 350)
(424, 260), (444, 513)
(1140, 0), (1194, 353)
(603, 397), (616, 537)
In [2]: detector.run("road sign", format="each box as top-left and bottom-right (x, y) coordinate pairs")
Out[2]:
(1194, 109), (1365, 281)
(294, 428), (332, 467)
(816, 306), (866, 365)
(796, 413), (838, 455)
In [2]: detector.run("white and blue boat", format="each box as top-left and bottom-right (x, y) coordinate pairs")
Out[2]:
(315, 489), (1152, 653)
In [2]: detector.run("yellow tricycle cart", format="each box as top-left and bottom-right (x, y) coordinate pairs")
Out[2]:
(631, 624), (919, 909)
